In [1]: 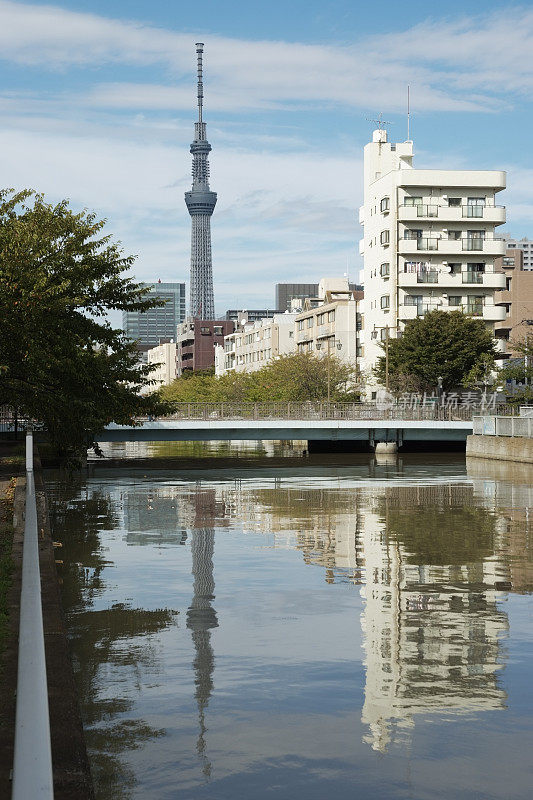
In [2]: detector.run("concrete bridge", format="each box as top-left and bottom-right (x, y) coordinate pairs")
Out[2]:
(98, 403), (475, 451)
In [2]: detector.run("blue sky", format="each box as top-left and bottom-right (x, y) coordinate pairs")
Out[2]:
(2, 1), (533, 317)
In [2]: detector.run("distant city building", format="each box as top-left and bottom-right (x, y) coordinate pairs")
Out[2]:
(276, 283), (320, 312)
(494, 248), (533, 357)
(147, 341), (177, 389)
(276, 282), (362, 312)
(501, 233), (533, 270)
(176, 318), (234, 376)
(295, 277), (364, 370)
(185, 43), (216, 319)
(225, 309), (280, 324)
(216, 312), (298, 376)
(122, 281), (186, 354)
(359, 127), (507, 373)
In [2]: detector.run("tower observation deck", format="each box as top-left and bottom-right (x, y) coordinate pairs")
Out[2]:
(185, 43), (216, 319)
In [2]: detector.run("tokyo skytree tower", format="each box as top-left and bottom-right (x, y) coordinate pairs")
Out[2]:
(185, 43), (216, 319)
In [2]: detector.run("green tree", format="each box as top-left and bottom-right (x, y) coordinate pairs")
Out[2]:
(0, 189), (164, 459)
(374, 310), (496, 392)
(160, 352), (362, 405)
(497, 334), (533, 406)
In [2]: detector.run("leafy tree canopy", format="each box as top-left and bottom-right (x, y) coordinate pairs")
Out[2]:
(0, 189), (165, 457)
(374, 310), (496, 392)
(160, 352), (361, 405)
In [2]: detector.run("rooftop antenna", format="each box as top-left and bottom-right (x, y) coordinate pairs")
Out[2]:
(366, 112), (393, 130)
(407, 85), (411, 141)
(196, 42), (204, 125)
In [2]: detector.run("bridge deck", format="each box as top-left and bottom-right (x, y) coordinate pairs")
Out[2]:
(100, 418), (472, 443)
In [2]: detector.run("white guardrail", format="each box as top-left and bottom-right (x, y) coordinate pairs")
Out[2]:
(473, 415), (533, 438)
(12, 429), (54, 799)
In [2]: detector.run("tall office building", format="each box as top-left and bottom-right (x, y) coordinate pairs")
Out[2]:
(359, 128), (507, 372)
(185, 43), (216, 319)
(122, 281), (186, 353)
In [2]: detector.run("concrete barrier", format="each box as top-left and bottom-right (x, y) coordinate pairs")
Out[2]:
(466, 434), (533, 464)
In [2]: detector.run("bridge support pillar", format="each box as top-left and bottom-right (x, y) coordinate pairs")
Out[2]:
(375, 441), (398, 454)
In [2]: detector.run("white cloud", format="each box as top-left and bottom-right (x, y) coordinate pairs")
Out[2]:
(1, 1), (533, 112)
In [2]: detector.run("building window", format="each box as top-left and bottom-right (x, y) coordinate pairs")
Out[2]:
(404, 229), (422, 240)
(380, 262), (390, 277)
(328, 310), (335, 322)
(214, 326), (223, 335)
(307, 317), (314, 328)
(380, 197), (390, 213)
(447, 197), (461, 207)
(297, 320), (304, 331)
(200, 327), (211, 335)
(448, 296), (461, 306)
(448, 230), (461, 240)
(380, 230), (390, 246)
(404, 196), (422, 206)
(380, 295), (390, 310)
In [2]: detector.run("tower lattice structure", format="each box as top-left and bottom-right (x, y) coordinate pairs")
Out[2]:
(185, 43), (216, 319)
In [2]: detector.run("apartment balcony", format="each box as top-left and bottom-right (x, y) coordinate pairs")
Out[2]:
(398, 204), (505, 224)
(398, 302), (507, 322)
(482, 305), (507, 322)
(399, 269), (506, 289)
(398, 236), (506, 256)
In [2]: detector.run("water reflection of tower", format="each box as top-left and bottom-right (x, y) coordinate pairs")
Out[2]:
(186, 489), (219, 778)
(359, 485), (510, 753)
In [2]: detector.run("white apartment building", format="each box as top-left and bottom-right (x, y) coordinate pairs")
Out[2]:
(295, 277), (363, 368)
(216, 312), (298, 376)
(360, 129), (507, 372)
(146, 341), (177, 389)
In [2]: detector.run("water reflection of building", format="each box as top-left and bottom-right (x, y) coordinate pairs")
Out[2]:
(218, 485), (363, 583)
(358, 485), (509, 752)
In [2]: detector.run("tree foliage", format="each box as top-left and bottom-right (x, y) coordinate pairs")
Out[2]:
(160, 352), (361, 404)
(374, 310), (496, 392)
(0, 189), (164, 457)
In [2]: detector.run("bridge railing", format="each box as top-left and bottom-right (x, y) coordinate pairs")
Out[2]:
(473, 415), (533, 438)
(157, 402), (482, 422)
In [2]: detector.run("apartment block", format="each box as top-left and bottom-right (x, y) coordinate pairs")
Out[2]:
(176, 319), (234, 376)
(216, 312), (298, 375)
(294, 278), (363, 368)
(359, 129), (507, 372)
(501, 234), (533, 270)
(494, 248), (533, 356)
(225, 309), (280, 324)
(146, 341), (177, 389)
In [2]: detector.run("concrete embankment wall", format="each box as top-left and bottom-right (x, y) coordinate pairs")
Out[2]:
(466, 435), (533, 464)
(0, 453), (94, 798)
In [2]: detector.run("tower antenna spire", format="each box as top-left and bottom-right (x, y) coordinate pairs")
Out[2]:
(185, 43), (216, 320)
(407, 85), (411, 141)
(196, 42), (204, 124)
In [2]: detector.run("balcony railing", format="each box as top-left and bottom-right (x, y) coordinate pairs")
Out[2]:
(416, 237), (439, 250)
(417, 270), (439, 283)
(402, 235), (503, 252)
(399, 203), (504, 219)
(462, 271), (484, 283)
(462, 237), (485, 251)
(462, 206), (484, 218)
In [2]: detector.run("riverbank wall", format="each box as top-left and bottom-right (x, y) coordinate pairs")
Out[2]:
(466, 434), (533, 464)
(0, 444), (94, 799)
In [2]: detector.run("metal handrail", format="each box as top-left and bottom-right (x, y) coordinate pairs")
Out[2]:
(153, 402), (486, 422)
(12, 429), (54, 799)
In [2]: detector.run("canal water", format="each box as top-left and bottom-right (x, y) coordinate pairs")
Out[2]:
(46, 445), (533, 799)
